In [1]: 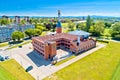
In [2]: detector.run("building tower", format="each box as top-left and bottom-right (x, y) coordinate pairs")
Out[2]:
(15, 16), (20, 24)
(2, 15), (8, 19)
(24, 16), (30, 24)
(56, 10), (62, 33)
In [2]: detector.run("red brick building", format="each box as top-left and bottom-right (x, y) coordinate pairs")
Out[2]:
(32, 33), (96, 60)
(32, 10), (96, 60)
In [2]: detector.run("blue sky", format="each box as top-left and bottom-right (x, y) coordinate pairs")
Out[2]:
(0, 0), (120, 16)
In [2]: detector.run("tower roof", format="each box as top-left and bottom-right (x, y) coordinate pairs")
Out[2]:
(56, 21), (62, 28)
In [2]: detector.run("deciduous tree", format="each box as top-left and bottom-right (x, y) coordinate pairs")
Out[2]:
(12, 31), (24, 41)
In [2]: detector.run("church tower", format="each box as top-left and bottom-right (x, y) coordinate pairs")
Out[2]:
(56, 10), (62, 33)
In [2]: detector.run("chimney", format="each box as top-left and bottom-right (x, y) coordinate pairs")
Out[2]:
(77, 36), (80, 46)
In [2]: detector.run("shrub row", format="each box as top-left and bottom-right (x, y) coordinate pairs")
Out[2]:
(96, 39), (109, 43)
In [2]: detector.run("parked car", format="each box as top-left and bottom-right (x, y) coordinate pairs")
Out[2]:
(51, 60), (57, 65)
(5, 56), (9, 60)
(0, 57), (4, 61)
(18, 45), (22, 48)
(25, 66), (33, 72)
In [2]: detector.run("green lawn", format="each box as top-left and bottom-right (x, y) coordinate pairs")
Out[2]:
(0, 59), (35, 80)
(112, 62), (120, 80)
(0, 42), (8, 47)
(0, 66), (16, 80)
(44, 42), (120, 80)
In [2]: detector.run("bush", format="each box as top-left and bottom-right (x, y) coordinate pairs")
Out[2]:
(97, 39), (109, 43)
(111, 32), (119, 37)
(113, 35), (120, 40)
(91, 32), (101, 37)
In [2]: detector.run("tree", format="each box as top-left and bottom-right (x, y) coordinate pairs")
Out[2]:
(51, 23), (56, 32)
(86, 15), (91, 32)
(76, 22), (86, 30)
(89, 21), (105, 36)
(105, 22), (112, 28)
(0, 18), (10, 25)
(12, 31), (24, 41)
(29, 18), (34, 24)
(111, 22), (120, 34)
(25, 29), (33, 38)
(111, 22), (120, 40)
(20, 19), (26, 25)
(68, 21), (75, 31)
(34, 29), (42, 36)
(25, 29), (42, 38)
(45, 23), (52, 30)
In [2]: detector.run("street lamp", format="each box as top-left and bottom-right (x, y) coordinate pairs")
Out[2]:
(37, 76), (39, 80)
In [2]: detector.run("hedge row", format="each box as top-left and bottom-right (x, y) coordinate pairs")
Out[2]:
(96, 39), (109, 43)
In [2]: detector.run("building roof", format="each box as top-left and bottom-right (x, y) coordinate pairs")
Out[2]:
(32, 33), (77, 43)
(68, 30), (90, 36)
(74, 20), (86, 24)
(56, 21), (62, 28)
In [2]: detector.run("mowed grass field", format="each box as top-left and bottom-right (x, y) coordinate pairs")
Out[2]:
(44, 42), (120, 80)
(112, 62), (120, 80)
(0, 59), (35, 80)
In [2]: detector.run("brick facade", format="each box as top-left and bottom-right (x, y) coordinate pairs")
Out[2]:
(32, 33), (96, 60)
(56, 27), (62, 33)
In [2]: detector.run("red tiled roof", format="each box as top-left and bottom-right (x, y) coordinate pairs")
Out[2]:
(32, 33), (77, 43)
(72, 39), (95, 49)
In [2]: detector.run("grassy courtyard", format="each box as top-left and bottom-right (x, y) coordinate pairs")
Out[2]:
(44, 41), (120, 80)
(0, 59), (35, 80)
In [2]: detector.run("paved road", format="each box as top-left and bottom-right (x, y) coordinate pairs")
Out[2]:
(0, 43), (105, 80)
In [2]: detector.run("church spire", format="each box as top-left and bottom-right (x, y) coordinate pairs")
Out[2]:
(56, 10), (62, 33)
(58, 10), (60, 21)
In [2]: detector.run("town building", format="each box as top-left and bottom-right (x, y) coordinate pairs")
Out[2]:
(15, 16), (21, 24)
(2, 15), (9, 19)
(0, 16), (35, 42)
(0, 26), (14, 42)
(32, 10), (96, 60)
